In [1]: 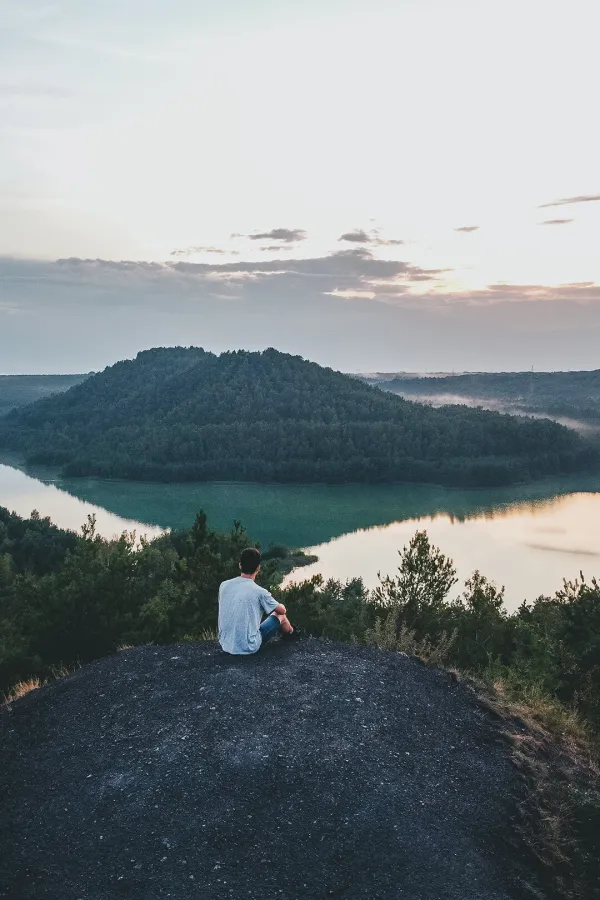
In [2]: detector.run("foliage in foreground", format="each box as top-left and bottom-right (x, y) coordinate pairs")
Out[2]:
(0, 506), (282, 691)
(1, 505), (599, 896)
(2, 505), (599, 734)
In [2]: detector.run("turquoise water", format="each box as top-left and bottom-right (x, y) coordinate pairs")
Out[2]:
(2, 459), (600, 610)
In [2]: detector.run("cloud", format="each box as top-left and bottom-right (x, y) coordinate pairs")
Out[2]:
(4, 254), (599, 319)
(246, 228), (306, 242)
(171, 247), (427, 286)
(454, 226), (480, 233)
(539, 218), (573, 226)
(339, 230), (370, 243)
(538, 194), (600, 209)
(0, 251), (441, 321)
(170, 246), (227, 257)
(340, 229), (404, 246)
(259, 245), (290, 252)
(2, 256), (600, 374)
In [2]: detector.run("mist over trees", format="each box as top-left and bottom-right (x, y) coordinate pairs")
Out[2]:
(367, 370), (600, 425)
(0, 374), (88, 418)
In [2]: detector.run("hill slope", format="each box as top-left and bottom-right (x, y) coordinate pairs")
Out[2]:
(0, 347), (594, 486)
(0, 640), (537, 900)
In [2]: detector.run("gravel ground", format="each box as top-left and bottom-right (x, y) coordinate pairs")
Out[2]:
(0, 639), (540, 900)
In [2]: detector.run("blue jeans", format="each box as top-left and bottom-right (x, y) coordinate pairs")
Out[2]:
(259, 613), (281, 644)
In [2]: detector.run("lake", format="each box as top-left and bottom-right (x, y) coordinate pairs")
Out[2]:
(1, 459), (600, 611)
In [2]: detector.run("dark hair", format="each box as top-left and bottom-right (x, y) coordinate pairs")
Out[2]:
(240, 547), (261, 575)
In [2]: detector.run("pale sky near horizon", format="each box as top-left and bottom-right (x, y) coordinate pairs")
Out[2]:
(1, 0), (599, 374)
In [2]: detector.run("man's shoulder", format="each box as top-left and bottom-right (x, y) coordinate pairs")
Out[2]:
(219, 576), (242, 593)
(219, 577), (263, 593)
(219, 576), (270, 597)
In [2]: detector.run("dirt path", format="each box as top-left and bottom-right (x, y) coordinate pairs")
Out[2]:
(0, 639), (540, 899)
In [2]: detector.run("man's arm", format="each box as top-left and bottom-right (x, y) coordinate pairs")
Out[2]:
(259, 588), (282, 616)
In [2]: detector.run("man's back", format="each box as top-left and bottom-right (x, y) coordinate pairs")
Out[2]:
(218, 576), (278, 655)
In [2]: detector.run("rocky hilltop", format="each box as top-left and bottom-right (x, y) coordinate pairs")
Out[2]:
(0, 639), (538, 899)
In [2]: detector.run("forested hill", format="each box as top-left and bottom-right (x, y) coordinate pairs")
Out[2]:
(365, 370), (600, 426)
(0, 347), (596, 486)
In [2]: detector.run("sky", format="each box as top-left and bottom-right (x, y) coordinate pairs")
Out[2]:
(1, 0), (599, 374)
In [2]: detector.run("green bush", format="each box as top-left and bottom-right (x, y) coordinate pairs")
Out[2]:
(2, 507), (599, 740)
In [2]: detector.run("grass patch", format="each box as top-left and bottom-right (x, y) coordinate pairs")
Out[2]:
(364, 613), (600, 899)
(365, 616), (457, 668)
(196, 628), (218, 641)
(3, 677), (43, 704)
(473, 677), (600, 899)
(2, 664), (79, 708)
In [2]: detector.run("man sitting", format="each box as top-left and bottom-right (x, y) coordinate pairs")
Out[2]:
(218, 547), (295, 655)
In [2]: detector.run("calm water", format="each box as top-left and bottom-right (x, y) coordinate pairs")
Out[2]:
(1, 459), (600, 610)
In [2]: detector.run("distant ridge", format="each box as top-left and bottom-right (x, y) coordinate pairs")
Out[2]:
(363, 370), (600, 426)
(0, 347), (594, 486)
(0, 373), (89, 417)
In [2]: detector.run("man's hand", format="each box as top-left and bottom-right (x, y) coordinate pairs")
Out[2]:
(274, 603), (287, 616)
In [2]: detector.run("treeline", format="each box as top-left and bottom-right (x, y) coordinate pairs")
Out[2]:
(0, 347), (596, 487)
(0, 505), (311, 691)
(2, 506), (599, 738)
(370, 370), (600, 425)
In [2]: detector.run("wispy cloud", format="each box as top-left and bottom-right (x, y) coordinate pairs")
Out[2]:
(3, 255), (599, 374)
(172, 246), (421, 283)
(339, 229), (404, 246)
(339, 230), (370, 243)
(454, 226), (480, 233)
(244, 228), (307, 243)
(4, 254), (598, 319)
(0, 251), (439, 313)
(539, 218), (573, 226)
(538, 194), (600, 209)
(170, 246), (226, 257)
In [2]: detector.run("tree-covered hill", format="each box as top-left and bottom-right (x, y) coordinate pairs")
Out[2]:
(0, 347), (596, 486)
(365, 370), (600, 425)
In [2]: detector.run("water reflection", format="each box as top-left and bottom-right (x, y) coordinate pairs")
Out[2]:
(284, 492), (600, 610)
(7, 456), (600, 549)
(0, 463), (164, 541)
(1, 460), (600, 611)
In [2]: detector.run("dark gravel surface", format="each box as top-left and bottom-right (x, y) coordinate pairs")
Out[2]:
(0, 639), (540, 900)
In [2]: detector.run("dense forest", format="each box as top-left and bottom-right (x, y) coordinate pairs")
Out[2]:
(0, 505), (306, 691)
(1, 505), (599, 732)
(365, 370), (600, 425)
(0, 348), (596, 487)
(0, 374), (88, 417)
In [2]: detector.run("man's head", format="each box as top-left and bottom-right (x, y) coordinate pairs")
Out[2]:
(239, 547), (261, 576)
